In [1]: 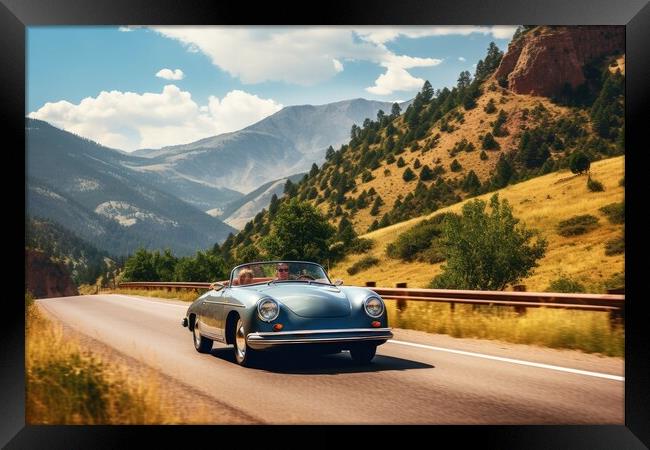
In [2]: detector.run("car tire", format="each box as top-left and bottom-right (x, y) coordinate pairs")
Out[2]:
(233, 318), (258, 367)
(193, 319), (213, 353)
(349, 343), (377, 364)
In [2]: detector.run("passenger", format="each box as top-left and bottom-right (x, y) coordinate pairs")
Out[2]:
(238, 268), (253, 285)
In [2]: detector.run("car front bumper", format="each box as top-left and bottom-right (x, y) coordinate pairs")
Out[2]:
(246, 327), (393, 350)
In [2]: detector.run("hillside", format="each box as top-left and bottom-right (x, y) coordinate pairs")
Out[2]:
(217, 172), (306, 229)
(128, 98), (409, 194)
(26, 216), (114, 285)
(220, 26), (624, 263)
(26, 119), (236, 256)
(328, 156), (624, 293)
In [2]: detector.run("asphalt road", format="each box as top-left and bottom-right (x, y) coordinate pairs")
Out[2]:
(36, 294), (624, 424)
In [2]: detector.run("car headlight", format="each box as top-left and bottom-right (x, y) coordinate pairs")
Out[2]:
(257, 298), (280, 322)
(364, 296), (384, 318)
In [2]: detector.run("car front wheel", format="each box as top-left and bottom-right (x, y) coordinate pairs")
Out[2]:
(193, 319), (213, 353)
(349, 343), (377, 364)
(233, 318), (258, 367)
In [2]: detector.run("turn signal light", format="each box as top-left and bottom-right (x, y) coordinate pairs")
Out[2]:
(273, 323), (284, 331)
(371, 321), (381, 328)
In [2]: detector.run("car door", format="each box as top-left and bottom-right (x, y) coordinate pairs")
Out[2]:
(201, 288), (225, 340)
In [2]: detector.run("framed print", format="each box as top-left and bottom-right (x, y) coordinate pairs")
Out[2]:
(5, 0), (649, 447)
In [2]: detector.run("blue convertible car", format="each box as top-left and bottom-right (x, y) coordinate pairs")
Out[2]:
(182, 261), (393, 366)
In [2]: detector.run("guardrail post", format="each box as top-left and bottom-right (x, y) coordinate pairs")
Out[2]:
(396, 282), (407, 310)
(512, 285), (527, 315)
(365, 281), (376, 287)
(609, 306), (625, 328)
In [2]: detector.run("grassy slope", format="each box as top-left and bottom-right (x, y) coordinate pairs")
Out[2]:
(330, 155), (624, 293)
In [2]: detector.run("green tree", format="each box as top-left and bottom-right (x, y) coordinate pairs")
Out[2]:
(403, 167), (416, 182)
(419, 165), (434, 181)
(122, 248), (157, 281)
(450, 159), (462, 172)
(309, 163), (319, 177)
(370, 196), (383, 216)
(482, 132), (500, 150)
(174, 251), (227, 282)
(569, 151), (591, 174)
(261, 199), (336, 264)
(152, 249), (177, 281)
(391, 102), (402, 118)
(397, 157), (406, 168)
(462, 170), (481, 195)
(431, 194), (547, 290)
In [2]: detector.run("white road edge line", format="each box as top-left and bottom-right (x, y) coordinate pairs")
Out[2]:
(108, 295), (624, 382)
(388, 340), (624, 382)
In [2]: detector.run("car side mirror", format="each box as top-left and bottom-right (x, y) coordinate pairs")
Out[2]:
(334, 279), (344, 286)
(210, 282), (225, 291)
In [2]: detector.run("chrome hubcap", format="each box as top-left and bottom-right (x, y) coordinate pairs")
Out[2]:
(235, 320), (246, 359)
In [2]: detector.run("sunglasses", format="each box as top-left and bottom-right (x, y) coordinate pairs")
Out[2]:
(278, 268), (289, 272)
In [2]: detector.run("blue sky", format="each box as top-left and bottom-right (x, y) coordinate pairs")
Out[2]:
(27, 26), (517, 151)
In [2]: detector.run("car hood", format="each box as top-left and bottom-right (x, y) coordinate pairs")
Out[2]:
(256, 283), (351, 318)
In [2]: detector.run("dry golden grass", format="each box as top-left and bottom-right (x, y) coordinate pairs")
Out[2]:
(25, 294), (215, 424)
(330, 156), (624, 293)
(385, 301), (623, 357)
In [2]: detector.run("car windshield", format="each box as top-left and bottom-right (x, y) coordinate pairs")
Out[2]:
(230, 261), (331, 286)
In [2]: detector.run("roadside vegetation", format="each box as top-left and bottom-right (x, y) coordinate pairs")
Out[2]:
(385, 300), (624, 357)
(25, 293), (207, 423)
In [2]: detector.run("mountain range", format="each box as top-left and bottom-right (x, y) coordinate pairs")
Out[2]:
(26, 119), (236, 256)
(129, 98), (408, 195)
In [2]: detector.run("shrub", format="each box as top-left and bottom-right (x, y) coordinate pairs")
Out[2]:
(450, 159), (462, 172)
(349, 238), (374, 254)
(386, 223), (442, 261)
(587, 177), (604, 192)
(484, 99), (497, 113)
(396, 157), (406, 168)
(556, 214), (599, 237)
(599, 202), (624, 224)
(605, 235), (624, 256)
(546, 275), (586, 293)
(347, 256), (380, 275)
(480, 150), (489, 160)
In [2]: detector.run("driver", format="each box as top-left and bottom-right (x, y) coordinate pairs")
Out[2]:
(275, 262), (290, 280)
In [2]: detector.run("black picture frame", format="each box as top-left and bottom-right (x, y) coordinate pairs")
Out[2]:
(5, 0), (649, 447)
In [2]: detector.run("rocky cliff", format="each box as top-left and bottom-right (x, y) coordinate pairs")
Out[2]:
(494, 26), (624, 97)
(26, 249), (79, 298)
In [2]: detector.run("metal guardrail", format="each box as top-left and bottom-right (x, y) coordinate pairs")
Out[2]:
(117, 281), (625, 324)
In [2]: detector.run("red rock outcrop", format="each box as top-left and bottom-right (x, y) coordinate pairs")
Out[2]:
(494, 26), (624, 97)
(26, 249), (78, 298)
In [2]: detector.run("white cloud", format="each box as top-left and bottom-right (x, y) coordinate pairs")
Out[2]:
(152, 26), (516, 96)
(458, 56), (466, 62)
(355, 26), (518, 44)
(28, 85), (282, 152)
(118, 26), (132, 32)
(152, 27), (384, 86)
(153, 27), (451, 95)
(366, 53), (443, 95)
(156, 68), (185, 80)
